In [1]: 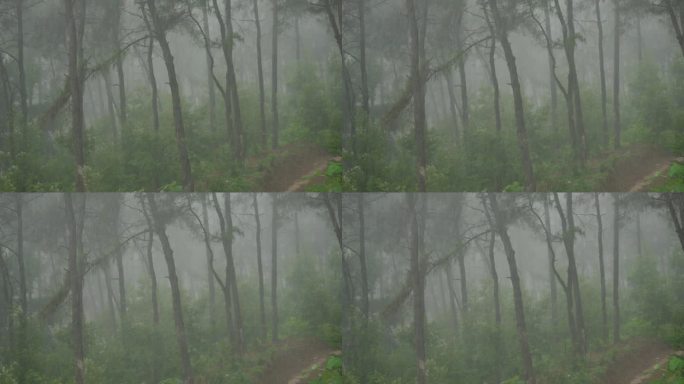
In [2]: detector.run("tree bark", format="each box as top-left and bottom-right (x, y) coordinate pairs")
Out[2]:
(203, 2), (217, 133)
(253, 194), (267, 341)
(145, 0), (194, 191)
(201, 196), (215, 329)
(358, 194), (369, 320)
(488, 194), (536, 383)
(665, 1), (684, 59)
(16, 0), (28, 132)
(359, 0), (370, 122)
(15, 195), (27, 317)
(543, 196), (557, 327)
(544, 1), (558, 132)
(407, 194), (427, 384)
(140, 198), (159, 326)
(113, 0), (127, 128)
(147, 194), (194, 384)
(488, 0), (536, 191)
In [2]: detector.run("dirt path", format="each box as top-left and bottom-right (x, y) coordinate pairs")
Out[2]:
(601, 339), (673, 384)
(600, 144), (675, 192)
(252, 143), (335, 192)
(256, 338), (337, 384)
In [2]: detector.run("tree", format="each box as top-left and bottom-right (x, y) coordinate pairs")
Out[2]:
(659, 0), (684, 58)
(407, 0), (427, 191)
(252, 0), (267, 148)
(357, 194), (369, 320)
(64, 0), (87, 192)
(271, 193), (279, 341)
(271, 0), (280, 149)
(488, 193), (536, 383)
(487, 0), (536, 191)
(64, 193), (86, 384)
(252, 194), (267, 340)
(613, 0), (622, 149)
(612, 193), (621, 344)
(146, 194), (194, 383)
(595, 0), (609, 147)
(144, 0), (194, 191)
(407, 194), (427, 384)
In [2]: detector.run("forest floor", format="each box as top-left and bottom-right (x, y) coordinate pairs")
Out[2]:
(599, 143), (676, 192)
(256, 338), (338, 384)
(251, 143), (335, 192)
(600, 338), (677, 384)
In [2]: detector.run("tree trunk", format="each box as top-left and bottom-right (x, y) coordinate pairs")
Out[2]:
(113, 0), (127, 128)
(253, 194), (267, 341)
(488, 194), (536, 383)
(544, 1), (558, 131)
(65, 0), (87, 192)
(201, 196), (215, 329)
(16, 0), (28, 132)
(252, 0), (267, 149)
(444, 71), (460, 139)
(594, 193), (608, 343)
(612, 194), (620, 344)
(203, 2), (217, 133)
(543, 196), (558, 327)
(271, 0), (280, 149)
(613, 0), (621, 149)
(65, 193), (85, 384)
(407, 194), (427, 384)
(407, 0), (427, 192)
(146, 0), (194, 191)
(15, 195), (27, 317)
(103, 261), (117, 331)
(665, 1), (684, 59)
(488, 0), (536, 191)
(595, 0), (609, 147)
(147, 194), (194, 384)
(271, 194), (279, 341)
(212, 193), (244, 354)
(483, 7), (502, 134)
(359, 0), (370, 122)
(358, 194), (369, 320)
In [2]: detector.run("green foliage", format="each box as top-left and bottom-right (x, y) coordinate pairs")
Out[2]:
(650, 356), (684, 384)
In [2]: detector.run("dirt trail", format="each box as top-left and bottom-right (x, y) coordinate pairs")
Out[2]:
(257, 338), (337, 384)
(601, 339), (673, 384)
(601, 144), (675, 192)
(251, 143), (335, 192)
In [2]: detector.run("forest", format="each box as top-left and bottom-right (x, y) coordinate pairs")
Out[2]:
(1, 1), (684, 192)
(0, 193), (344, 383)
(339, 193), (684, 383)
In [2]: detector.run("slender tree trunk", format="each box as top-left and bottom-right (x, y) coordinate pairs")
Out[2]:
(146, 0), (194, 191)
(456, 6), (469, 136)
(147, 38), (160, 132)
(407, 194), (427, 384)
(359, 0), (370, 122)
(15, 196), (27, 316)
(16, 0), (27, 132)
(613, 0), (621, 149)
(488, 194), (536, 384)
(271, 0), (280, 149)
(444, 71), (460, 139)
(271, 194), (279, 341)
(594, 193), (608, 343)
(65, 193), (85, 384)
(612, 194), (620, 344)
(544, 1), (558, 131)
(113, 0), (127, 128)
(407, 0), (427, 192)
(103, 70), (118, 140)
(147, 195), (194, 384)
(203, 2), (216, 133)
(358, 194), (369, 320)
(488, 0), (536, 191)
(212, 193), (244, 354)
(201, 196), (215, 329)
(65, 0), (87, 192)
(445, 261), (459, 333)
(665, 1), (684, 59)
(253, 194), (267, 341)
(484, 7), (502, 133)
(543, 196), (558, 327)
(595, 0), (608, 147)
(103, 261), (117, 331)
(295, 16), (301, 63)
(252, 0), (267, 149)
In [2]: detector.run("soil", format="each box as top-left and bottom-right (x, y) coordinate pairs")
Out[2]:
(600, 144), (675, 192)
(256, 338), (336, 384)
(601, 339), (673, 384)
(251, 143), (334, 192)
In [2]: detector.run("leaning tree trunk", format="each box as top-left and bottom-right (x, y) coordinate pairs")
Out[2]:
(147, 195), (194, 384)
(145, 0), (194, 191)
(488, 0), (535, 191)
(488, 193), (536, 384)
